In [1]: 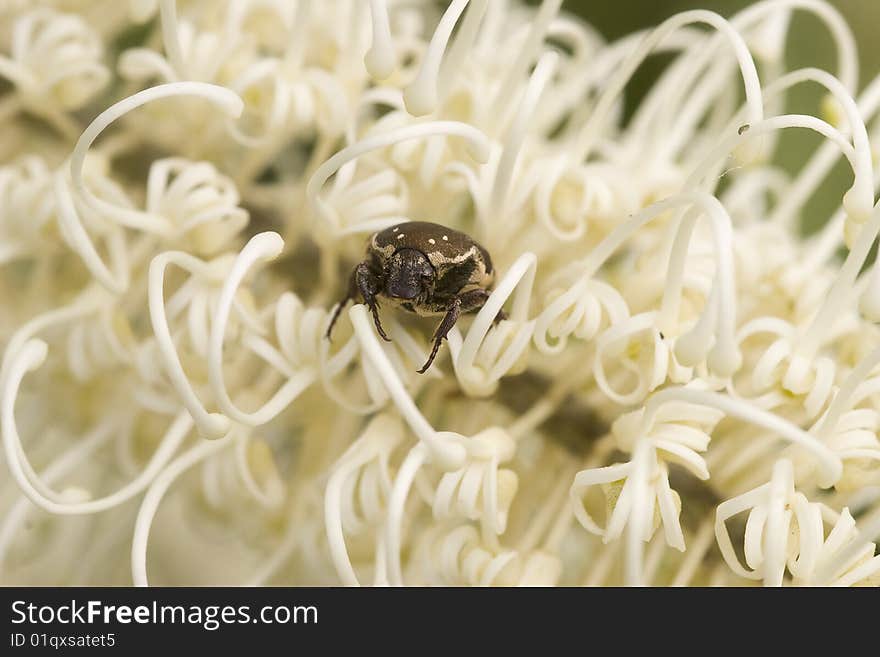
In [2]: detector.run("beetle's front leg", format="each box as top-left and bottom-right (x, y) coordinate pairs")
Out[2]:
(418, 288), (490, 373)
(326, 268), (357, 340)
(355, 262), (391, 341)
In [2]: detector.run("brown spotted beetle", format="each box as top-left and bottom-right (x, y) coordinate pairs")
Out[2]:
(326, 221), (499, 373)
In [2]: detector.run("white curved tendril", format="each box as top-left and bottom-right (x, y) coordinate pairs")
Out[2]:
(209, 232), (317, 428)
(1, 336), (194, 514)
(430, 427), (519, 543)
(348, 304), (466, 471)
(58, 82), (243, 293)
(643, 387), (842, 488)
(145, 158), (249, 256)
(712, 459), (879, 586)
(132, 431), (233, 586)
(448, 252), (537, 397)
(324, 413), (404, 586)
(0, 157), (55, 264)
(403, 0), (471, 116)
(307, 121), (491, 238)
(488, 51), (559, 226)
(3, 0), (880, 590)
(199, 430), (285, 512)
(572, 9), (765, 165)
(571, 399), (722, 585)
(365, 0), (395, 81)
(0, 9), (109, 137)
(733, 318), (837, 419)
(148, 249), (237, 439)
(413, 524), (561, 586)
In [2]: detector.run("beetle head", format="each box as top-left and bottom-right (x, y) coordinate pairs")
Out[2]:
(385, 248), (435, 301)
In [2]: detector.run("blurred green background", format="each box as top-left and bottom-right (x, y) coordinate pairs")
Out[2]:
(564, 0), (877, 82)
(554, 0), (880, 232)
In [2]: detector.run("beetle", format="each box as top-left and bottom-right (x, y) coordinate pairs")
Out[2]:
(326, 221), (500, 373)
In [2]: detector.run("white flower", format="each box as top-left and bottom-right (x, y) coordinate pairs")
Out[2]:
(1, 0), (880, 587)
(715, 459), (880, 586)
(0, 9), (109, 121)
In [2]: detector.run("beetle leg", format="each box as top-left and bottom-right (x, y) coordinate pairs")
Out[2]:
(355, 262), (391, 342)
(325, 298), (348, 341)
(457, 287), (491, 313)
(418, 289), (490, 373)
(326, 265), (361, 340)
(418, 298), (461, 374)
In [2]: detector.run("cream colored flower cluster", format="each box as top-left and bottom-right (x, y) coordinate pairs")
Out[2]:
(1, 0), (879, 586)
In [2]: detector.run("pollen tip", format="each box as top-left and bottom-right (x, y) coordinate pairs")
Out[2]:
(859, 282), (880, 322)
(403, 81), (436, 117)
(707, 344), (742, 378)
(673, 331), (712, 368)
(365, 48), (395, 81)
(842, 183), (873, 224)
